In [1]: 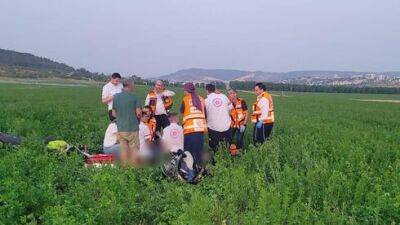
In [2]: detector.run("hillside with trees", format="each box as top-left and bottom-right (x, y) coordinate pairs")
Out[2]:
(0, 49), (107, 81)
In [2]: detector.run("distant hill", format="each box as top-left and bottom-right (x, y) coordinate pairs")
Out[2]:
(0, 48), (106, 81)
(156, 68), (400, 87)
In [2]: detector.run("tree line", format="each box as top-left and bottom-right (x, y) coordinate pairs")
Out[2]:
(229, 81), (400, 94)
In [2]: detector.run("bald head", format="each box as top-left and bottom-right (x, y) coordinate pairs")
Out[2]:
(154, 80), (165, 93)
(122, 79), (134, 92)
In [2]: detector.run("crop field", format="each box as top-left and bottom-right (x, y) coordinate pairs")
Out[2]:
(0, 83), (400, 225)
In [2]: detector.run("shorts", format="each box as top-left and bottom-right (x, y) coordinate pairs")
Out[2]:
(117, 131), (139, 152)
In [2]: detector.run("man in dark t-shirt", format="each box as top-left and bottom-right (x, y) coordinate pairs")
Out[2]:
(112, 79), (141, 167)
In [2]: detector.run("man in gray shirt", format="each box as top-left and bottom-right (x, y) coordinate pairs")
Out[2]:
(112, 79), (141, 167)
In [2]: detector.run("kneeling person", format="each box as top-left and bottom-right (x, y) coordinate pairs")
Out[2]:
(142, 105), (158, 139)
(161, 112), (183, 153)
(103, 121), (120, 156)
(162, 112), (195, 182)
(139, 112), (155, 162)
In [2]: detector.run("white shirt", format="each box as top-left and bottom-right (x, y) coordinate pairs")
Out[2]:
(145, 90), (175, 115)
(205, 93), (232, 132)
(102, 82), (123, 110)
(103, 122), (118, 148)
(139, 122), (152, 154)
(257, 93), (270, 121)
(162, 123), (184, 153)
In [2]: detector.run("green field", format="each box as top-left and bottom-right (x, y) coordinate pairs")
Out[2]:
(1, 83), (399, 224)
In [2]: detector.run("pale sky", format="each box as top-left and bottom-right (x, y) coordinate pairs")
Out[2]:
(1, 0), (399, 77)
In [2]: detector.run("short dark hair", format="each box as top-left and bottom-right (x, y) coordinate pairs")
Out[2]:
(168, 112), (178, 119)
(255, 82), (266, 91)
(143, 105), (152, 110)
(111, 73), (121, 79)
(205, 83), (215, 93)
(228, 88), (237, 93)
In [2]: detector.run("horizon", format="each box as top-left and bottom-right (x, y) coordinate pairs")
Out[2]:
(1, 0), (399, 77)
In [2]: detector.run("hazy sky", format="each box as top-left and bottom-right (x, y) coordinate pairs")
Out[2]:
(1, 0), (399, 77)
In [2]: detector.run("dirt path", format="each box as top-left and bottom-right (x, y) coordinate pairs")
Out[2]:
(350, 99), (400, 104)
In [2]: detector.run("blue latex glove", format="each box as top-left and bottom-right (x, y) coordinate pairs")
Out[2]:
(239, 125), (246, 133)
(256, 121), (263, 128)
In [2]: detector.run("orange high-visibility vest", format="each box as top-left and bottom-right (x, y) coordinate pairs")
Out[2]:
(182, 95), (207, 134)
(230, 98), (248, 128)
(251, 92), (274, 124)
(148, 90), (173, 113)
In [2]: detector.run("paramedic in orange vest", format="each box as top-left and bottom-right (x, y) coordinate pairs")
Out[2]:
(227, 89), (248, 150)
(180, 82), (207, 168)
(142, 106), (157, 141)
(252, 83), (274, 144)
(145, 80), (175, 132)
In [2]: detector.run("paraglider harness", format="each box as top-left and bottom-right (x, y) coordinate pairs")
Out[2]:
(162, 149), (200, 183)
(45, 139), (115, 168)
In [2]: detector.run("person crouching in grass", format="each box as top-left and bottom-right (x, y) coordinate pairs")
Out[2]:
(162, 112), (196, 182)
(142, 105), (158, 140)
(161, 112), (184, 154)
(138, 111), (160, 165)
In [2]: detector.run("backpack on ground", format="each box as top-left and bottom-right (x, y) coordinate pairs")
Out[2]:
(162, 150), (196, 183)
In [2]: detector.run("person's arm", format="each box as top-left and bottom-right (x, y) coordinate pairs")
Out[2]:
(112, 99), (117, 118)
(258, 98), (270, 122)
(144, 94), (150, 106)
(135, 97), (142, 119)
(242, 100), (249, 124)
(163, 90), (175, 97)
(112, 109), (117, 118)
(144, 128), (152, 144)
(224, 95), (233, 110)
(136, 107), (142, 119)
(101, 86), (113, 104)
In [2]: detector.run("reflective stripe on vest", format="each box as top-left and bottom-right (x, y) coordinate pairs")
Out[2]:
(148, 91), (174, 112)
(230, 98), (248, 128)
(182, 95), (207, 134)
(251, 92), (274, 124)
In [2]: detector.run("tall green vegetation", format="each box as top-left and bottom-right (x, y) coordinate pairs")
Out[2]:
(0, 84), (399, 224)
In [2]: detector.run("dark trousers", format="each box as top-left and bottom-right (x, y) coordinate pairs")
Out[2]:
(108, 110), (116, 121)
(231, 127), (245, 149)
(253, 123), (274, 144)
(184, 132), (204, 167)
(155, 114), (170, 132)
(208, 128), (232, 152)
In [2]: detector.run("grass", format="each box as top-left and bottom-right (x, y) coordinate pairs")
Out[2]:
(0, 83), (399, 224)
